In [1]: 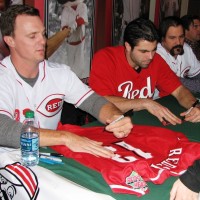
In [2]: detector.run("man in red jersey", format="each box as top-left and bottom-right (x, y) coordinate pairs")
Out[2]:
(90, 18), (200, 125)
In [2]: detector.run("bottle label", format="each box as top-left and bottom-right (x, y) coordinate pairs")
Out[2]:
(21, 135), (39, 152)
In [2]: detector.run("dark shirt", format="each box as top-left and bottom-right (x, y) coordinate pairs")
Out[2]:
(185, 38), (200, 61)
(180, 159), (200, 193)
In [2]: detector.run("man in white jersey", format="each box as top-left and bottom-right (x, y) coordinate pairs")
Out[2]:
(157, 16), (200, 94)
(0, 5), (133, 158)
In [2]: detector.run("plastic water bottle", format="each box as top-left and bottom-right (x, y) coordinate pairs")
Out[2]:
(20, 110), (39, 166)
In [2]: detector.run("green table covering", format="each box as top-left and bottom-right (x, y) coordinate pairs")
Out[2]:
(39, 95), (200, 200)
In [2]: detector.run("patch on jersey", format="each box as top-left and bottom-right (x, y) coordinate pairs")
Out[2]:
(0, 162), (39, 199)
(126, 171), (148, 192)
(37, 94), (64, 117)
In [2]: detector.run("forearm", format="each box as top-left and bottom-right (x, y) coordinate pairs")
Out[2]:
(0, 114), (67, 148)
(38, 128), (71, 147)
(46, 28), (70, 58)
(180, 160), (200, 193)
(0, 114), (23, 148)
(104, 95), (153, 112)
(171, 85), (197, 109)
(97, 103), (122, 124)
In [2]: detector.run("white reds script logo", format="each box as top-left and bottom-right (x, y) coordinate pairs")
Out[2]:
(118, 77), (154, 99)
(37, 94), (64, 117)
(0, 162), (39, 200)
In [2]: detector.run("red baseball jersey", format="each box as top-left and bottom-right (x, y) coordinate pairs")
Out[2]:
(89, 46), (181, 98)
(52, 124), (200, 196)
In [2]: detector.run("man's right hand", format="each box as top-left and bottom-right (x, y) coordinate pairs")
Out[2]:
(170, 179), (199, 200)
(64, 132), (115, 158)
(144, 99), (182, 125)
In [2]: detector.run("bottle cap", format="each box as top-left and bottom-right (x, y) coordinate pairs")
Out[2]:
(25, 110), (34, 118)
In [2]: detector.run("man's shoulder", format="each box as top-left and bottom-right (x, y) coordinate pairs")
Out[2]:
(181, 43), (198, 60)
(150, 53), (170, 69)
(183, 42), (194, 52)
(95, 46), (124, 55)
(43, 60), (79, 82)
(156, 43), (172, 62)
(156, 43), (166, 54)
(0, 56), (15, 76)
(44, 60), (71, 72)
(152, 52), (166, 62)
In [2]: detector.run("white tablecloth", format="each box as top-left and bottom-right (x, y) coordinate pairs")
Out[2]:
(0, 147), (115, 200)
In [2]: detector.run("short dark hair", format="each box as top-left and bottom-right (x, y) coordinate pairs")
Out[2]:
(0, 4), (40, 37)
(159, 16), (184, 41)
(123, 18), (159, 49)
(181, 15), (200, 30)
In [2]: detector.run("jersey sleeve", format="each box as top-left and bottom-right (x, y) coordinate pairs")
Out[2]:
(89, 49), (118, 96)
(58, 65), (94, 107)
(180, 159), (200, 193)
(0, 68), (16, 119)
(154, 53), (182, 97)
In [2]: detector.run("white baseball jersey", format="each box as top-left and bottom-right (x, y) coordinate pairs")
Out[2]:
(157, 43), (200, 78)
(0, 56), (93, 129)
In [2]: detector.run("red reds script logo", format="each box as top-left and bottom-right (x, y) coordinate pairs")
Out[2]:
(37, 94), (64, 117)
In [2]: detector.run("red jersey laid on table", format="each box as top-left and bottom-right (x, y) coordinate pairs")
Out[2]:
(89, 46), (181, 98)
(52, 124), (200, 197)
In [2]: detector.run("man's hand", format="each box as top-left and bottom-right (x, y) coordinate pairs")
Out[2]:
(144, 99), (182, 125)
(180, 107), (200, 123)
(170, 179), (199, 200)
(105, 116), (133, 138)
(64, 132), (115, 158)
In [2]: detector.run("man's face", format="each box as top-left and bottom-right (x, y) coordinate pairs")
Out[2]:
(125, 40), (157, 69)
(186, 19), (200, 42)
(8, 15), (46, 64)
(162, 25), (185, 57)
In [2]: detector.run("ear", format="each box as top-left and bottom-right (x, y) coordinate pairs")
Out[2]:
(124, 42), (131, 52)
(3, 36), (15, 48)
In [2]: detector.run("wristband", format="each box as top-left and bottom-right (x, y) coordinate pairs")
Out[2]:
(192, 99), (200, 108)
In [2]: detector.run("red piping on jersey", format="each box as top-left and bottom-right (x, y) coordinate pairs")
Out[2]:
(0, 110), (13, 118)
(0, 62), (7, 68)
(16, 79), (23, 85)
(75, 89), (93, 106)
(41, 61), (46, 82)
